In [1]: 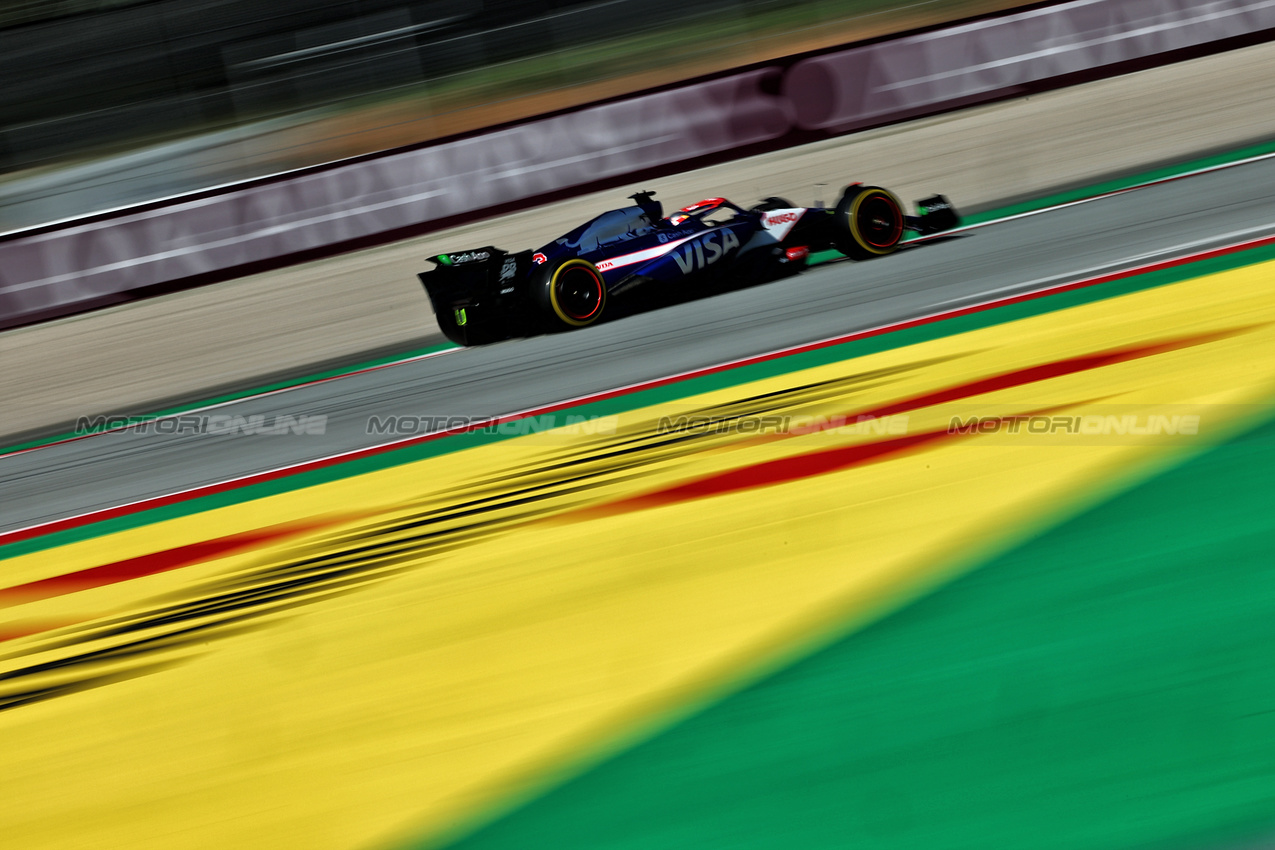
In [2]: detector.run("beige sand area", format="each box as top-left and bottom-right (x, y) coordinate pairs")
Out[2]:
(4, 40), (1275, 442)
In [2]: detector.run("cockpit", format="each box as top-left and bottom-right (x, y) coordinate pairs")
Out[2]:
(554, 206), (655, 254)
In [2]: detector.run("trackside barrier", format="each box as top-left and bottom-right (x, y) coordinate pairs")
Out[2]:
(2, 0), (1272, 330)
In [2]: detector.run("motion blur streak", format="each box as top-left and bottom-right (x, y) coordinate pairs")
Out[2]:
(0, 0), (1024, 230)
(3, 250), (1275, 849)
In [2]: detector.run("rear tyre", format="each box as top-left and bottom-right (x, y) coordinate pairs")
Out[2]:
(834, 186), (905, 260)
(536, 258), (607, 329)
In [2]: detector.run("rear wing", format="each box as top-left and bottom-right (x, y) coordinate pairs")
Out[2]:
(420, 246), (516, 311)
(419, 247), (534, 345)
(426, 246), (504, 270)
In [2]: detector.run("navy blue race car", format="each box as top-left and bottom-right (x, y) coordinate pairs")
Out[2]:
(419, 184), (958, 345)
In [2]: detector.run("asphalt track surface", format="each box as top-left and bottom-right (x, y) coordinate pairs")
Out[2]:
(4, 155), (1275, 535)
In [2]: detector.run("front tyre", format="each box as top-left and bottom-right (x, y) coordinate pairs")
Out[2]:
(834, 186), (905, 260)
(536, 258), (607, 329)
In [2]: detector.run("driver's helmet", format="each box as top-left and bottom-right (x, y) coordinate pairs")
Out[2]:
(667, 197), (728, 226)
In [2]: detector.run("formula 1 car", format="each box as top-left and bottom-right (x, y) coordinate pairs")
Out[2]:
(419, 185), (959, 345)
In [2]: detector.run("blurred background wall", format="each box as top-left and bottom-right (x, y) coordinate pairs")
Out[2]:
(0, 0), (1020, 227)
(2, 0), (600, 170)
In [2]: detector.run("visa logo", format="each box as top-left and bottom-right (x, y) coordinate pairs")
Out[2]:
(672, 229), (740, 274)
